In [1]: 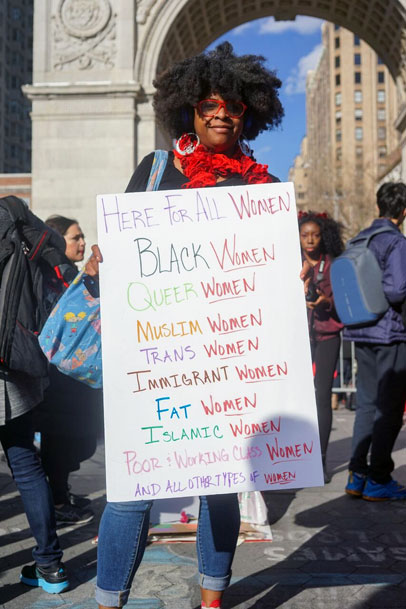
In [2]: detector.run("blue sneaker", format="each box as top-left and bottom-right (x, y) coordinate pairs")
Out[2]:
(362, 478), (406, 501)
(20, 562), (69, 594)
(345, 471), (366, 497)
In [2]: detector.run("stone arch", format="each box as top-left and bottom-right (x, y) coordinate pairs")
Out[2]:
(135, 0), (406, 174)
(27, 0), (406, 246)
(136, 0), (406, 92)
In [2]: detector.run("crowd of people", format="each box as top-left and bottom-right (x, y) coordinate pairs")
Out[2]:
(1, 41), (406, 609)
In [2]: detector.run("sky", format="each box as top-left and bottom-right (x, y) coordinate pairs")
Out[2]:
(209, 16), (325, 181)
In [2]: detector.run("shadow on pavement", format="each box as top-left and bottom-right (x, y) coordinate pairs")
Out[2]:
(216, 488), (406, 609)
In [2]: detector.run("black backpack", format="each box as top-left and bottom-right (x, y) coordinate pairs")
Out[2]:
(0, 196), (76, 377)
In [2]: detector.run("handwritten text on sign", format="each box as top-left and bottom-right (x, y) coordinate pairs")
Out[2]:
(97, 182), (323, 502)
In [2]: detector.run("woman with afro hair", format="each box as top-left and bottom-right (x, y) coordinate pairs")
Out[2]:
(125, 41), (284, 193)
(298, 211), (344, 483)
(91, 42), (284, 609)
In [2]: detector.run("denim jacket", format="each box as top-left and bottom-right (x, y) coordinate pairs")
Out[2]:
(344, 218), (406, 345)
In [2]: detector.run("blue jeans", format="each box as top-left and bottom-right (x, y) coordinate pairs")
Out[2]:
(349, 342), (406, 483)
(95, 493), (240, 607)
(0, 410), (62, 566)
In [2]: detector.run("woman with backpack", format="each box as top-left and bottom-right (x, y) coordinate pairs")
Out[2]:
(0, 199), (75, 594)
(298, 211), (344, 483)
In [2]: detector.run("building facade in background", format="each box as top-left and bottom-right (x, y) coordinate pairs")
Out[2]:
(290, 22), (400, 235)
(0, 0), (33, 173)
(289, 136), (309, 212)
(0, 173), (31, 205)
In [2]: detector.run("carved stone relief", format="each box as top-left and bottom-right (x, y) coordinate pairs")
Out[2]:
(52, 0), (116, 70)
(136, 0), (159, 24)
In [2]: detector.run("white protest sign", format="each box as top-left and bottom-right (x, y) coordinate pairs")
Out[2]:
(97, 182), (323, 502)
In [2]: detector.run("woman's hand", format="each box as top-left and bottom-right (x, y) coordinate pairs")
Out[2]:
(300, 260), (312, 296)
(306, 291), (331, 310)
(85, 244), (103, 277)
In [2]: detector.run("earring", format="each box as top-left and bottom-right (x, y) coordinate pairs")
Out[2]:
(175, 133), (200, 155)
(238, 136), (252, 157)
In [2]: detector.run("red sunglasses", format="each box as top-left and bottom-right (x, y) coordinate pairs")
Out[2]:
(196, 99), (247, 119)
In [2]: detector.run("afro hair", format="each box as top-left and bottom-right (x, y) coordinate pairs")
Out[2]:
(298, 211), (344, 258)
(153, 41), (284, 140)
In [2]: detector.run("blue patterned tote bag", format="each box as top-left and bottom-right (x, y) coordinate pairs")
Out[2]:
(39, 150), (168, 389)
(39, 269), (102, 388)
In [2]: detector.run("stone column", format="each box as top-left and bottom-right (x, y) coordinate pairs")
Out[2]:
(24, 0), (140, 247)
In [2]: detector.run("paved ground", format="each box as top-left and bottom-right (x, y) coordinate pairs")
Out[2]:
(1, 406), (406, 609)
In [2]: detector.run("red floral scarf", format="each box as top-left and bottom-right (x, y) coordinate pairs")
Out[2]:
(173, 144), (272, 189)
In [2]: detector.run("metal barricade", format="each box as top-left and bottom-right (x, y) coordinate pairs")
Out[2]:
(332, 334), (357, 407)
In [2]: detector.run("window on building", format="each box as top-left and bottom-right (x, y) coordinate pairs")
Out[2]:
(379, 145), (387, 157)
(355, 146), (363, 157)
(335, 74), (341, 86)
(354, 71), (362, 84)
(335, 110), (342, 124)
(336, 129), (342, 142)
(377, 108), (386, 121)
(378, 126), (386, 140)
(335, 55), (340, 68)
(334, 24), (340, 30)
(354, 90), (363, 103)
(297, 192), (305, 200)
(11, 7), (21, 20)
(377, 89), (385, 102)
(355, 127), (363, 140)
(377, 56), (383, 64)
(378, 71), (385, 84)
(336, 148), (342, 161)
(335, 36), (340, 49)
(355, 108), (363, 121)
(354, 35), (360, 45)
(335, 92), (342, 106)
(354, 53), (361, 65)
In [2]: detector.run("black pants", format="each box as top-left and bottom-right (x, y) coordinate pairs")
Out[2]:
(40, 433), (97, 504)
(34, 366), (102, 505)
(312, 335), (341, 463)
(349, 342), (406, 483)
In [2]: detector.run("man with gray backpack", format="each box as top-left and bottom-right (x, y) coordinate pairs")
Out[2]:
(337, 182), (406, 500)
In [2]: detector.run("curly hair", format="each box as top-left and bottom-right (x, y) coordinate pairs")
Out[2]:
(298, 211), (344, 258)
(153, 41), (284, 140)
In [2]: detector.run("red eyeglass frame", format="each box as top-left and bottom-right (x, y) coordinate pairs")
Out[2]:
(195, 99), (248, 118)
